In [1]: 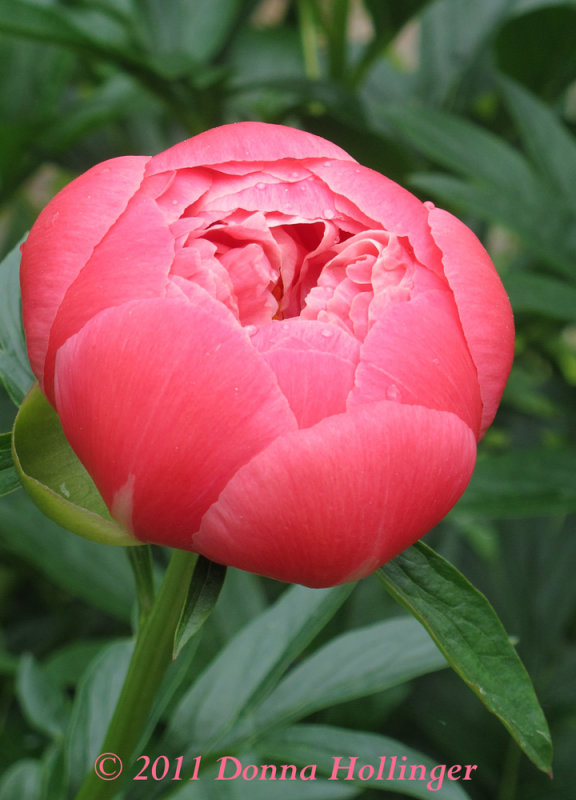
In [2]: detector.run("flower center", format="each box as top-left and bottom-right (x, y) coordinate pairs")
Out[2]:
(159, 168), (415, 340)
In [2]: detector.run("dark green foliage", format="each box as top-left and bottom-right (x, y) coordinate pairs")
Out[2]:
(0, 2), (575, 799)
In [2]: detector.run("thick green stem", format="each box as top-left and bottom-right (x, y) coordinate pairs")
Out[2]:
(74, 549), (199, 800)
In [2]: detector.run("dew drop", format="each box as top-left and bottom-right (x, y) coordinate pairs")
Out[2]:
(256, 182), (266, 190)
(323, 208), (335, 219)
(386, 384), (401, 401)
(320, 327), (334, 338)
(244, 324), (258, 336)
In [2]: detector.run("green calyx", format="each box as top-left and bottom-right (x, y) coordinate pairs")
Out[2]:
(12, 383), (137, 547)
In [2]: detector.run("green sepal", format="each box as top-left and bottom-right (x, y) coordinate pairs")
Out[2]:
(12, 383), (136, 547)
(127, 545), (156, 628)
(173, 556), (227, 660)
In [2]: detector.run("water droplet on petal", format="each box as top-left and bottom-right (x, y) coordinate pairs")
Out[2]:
(386, 384), (401, 401)
(323, 208), (335, 219)
(244, 324), (258, 336)
(256, 182), (266, 190)
(320, 327), (333, 338)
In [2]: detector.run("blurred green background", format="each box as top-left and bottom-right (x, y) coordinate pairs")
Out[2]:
(1, 1), (576, 799)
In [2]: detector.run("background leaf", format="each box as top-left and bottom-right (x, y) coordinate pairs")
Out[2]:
(0, 432), (19, 496)
(0, 237), (34, 405)
(218, 616), (446, 751)
(16, 653), (70, 740)
(457, 449), (576, 517)
(165, 583), (353, 755)
(0, 491), (134, 620)
(259, 725), (474, 799)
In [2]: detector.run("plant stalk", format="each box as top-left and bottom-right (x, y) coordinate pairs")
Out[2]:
(74, 548), (199, 800)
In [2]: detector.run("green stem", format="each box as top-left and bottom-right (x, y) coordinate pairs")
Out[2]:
(297, 0), (321, 80)
(74, 549), (199, 800)
(328, 0), (350, 82)
(497, 740), (521, 800)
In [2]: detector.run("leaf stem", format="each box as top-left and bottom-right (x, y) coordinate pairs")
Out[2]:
(297, 0), (321, 80)
(74, 548), (199, 800)
(327, 0), (350, 82)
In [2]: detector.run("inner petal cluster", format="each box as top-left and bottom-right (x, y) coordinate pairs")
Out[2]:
(160, 166), (416, 339)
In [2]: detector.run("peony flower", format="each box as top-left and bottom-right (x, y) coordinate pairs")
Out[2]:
(20, 122), (514, 587)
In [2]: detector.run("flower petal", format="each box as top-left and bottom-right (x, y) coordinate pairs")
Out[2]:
(427, 207), (514, 435)
(42, 194), (175, 402)
(146, 122), (355, 174)
(53, 294), (298, 547)
(250, 319), (360, 428)
(20, 156), (149, 386)
(348, 287), (483, 437)
(309, 160), (444, 272)
(195, 402), (477, 587)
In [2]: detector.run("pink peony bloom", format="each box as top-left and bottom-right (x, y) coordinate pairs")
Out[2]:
(20, 122), (514, 587)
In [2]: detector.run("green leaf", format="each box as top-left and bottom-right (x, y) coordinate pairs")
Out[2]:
(0, 491), (134, 620)
(458, 448), (576, 517)
(173, 556), (227, 659)
(165, 582), (354, 755)
(380, 102), (539, 193)
(44, 640), (117, 689)
(496, 5), (576, 98)
(166, 762), (361, 800)
(39, 744), (67, 800)
(259, 725), (474, 799)
(504, 273), (576, 321)
(0, 0), (138, 64)
(65, 639), (133, 794)
(416, 0), (513, 106)
(409, 171), (576, 277)
(501, 76), (576, 216)
(0, 760), (42, 800)
(0, 236), (34, 405)
(12, 384), (136, 547)
(220, 616), (446, 751)
(0, 432), (19, 496)
(377, 542), (553, 775)
(130, 0), (245, 72)
(16, 654), (71, 739)
(211, 568), (268, 641)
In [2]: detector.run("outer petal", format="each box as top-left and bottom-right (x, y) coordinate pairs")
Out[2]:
(194, 402), (477, 587)
(53, 294), (298, 548)
(43, 194), (174, 402)
(348, 288), (483, 437)
(427, 207), (514, 436)
(146, 121), (355, 175)
(250, 319), (360, 428)
(20, 156), (149, 386)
